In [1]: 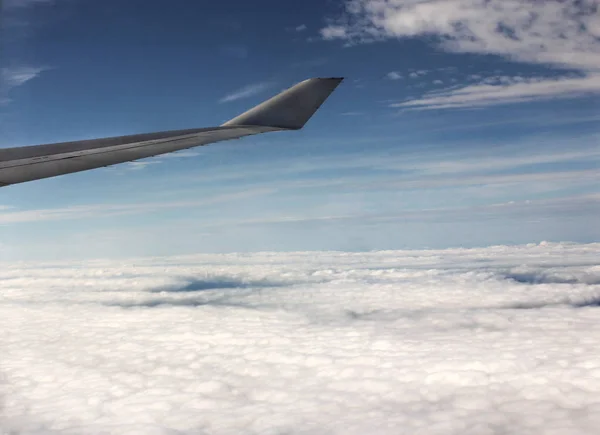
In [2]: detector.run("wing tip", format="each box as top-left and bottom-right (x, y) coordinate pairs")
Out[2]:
(223, 77), (344, 130)
(305, 77), (344, 88)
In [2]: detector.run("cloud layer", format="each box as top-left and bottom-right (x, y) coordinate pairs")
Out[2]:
(1, 243), (600, 434)
(322, 0), (600, 109)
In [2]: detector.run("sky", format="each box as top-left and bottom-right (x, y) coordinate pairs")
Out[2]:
(0, 0), (599, 260)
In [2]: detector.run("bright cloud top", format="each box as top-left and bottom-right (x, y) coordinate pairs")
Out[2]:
(322, 0), (600, 109)
(1, 243), (600, 434)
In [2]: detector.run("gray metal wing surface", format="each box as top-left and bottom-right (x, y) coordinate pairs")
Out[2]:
(0, 77), (343, 187)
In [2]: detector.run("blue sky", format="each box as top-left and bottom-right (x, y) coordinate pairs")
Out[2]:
(0, 0), (599, 260)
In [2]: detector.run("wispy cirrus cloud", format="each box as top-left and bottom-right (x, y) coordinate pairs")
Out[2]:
(0, 188), (274, 225)
(1, 66), (45, 88)
(122, 151), (201, 171)
(0, 66), (46, 105)
(322, 0), (600, 110)
(219, 81), (274, 103)
(392, 74), (600, 111)
(230, 193), (600, 227)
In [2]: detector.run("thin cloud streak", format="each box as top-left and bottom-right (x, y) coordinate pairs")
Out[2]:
(224, 193), (600, 228)
(0, 188), (274, 225)
(392, 75), (600, 111)
(120, 151), (201, 171)
(0, 66), (46, 104)
(219, 81), (274, 103)
(148, 135), (600, 202)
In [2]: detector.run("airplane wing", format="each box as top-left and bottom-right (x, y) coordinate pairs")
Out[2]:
(0, 77), (343, 187)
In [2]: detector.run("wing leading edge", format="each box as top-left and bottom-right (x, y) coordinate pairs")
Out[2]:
(0, 77), (343, 187)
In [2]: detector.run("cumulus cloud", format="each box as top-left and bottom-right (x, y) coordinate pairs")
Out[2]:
(386, 71), (403, 80)
(321, 25), (348, 40)
(1, 243), (600, 434)
(408, 70), (427, 79)
(322, 0), (600, 109)
(219, 81), (274, 103)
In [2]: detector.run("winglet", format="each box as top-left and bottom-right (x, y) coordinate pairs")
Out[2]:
(222, 77), (343, 130)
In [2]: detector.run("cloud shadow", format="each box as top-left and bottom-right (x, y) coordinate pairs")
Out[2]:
(501, 295), (600, 310)
(104, 296), (261, 310)
(149, 277), (288, 293)
(503, 272), (600, 285)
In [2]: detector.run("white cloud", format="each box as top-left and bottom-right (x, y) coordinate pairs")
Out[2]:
(160, 150), (201, 159)
(295, 24), (307, 32)
(1, 243), (600, 434)
(393, 74), (600, 110)
(406, 146), (600, 176)
(219, 81), (273, 103)
(125, 160), (163, 170)
(120, 151), (200, 171)
(405, 70), (427, 79)
(321, 25), (348, 40)
(1, 67), (44, 87)
(322, 0), (600, 109)
(386, 71), (403, 80)
(0, 66), (46, 104)
(375, 169), (600, 192)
